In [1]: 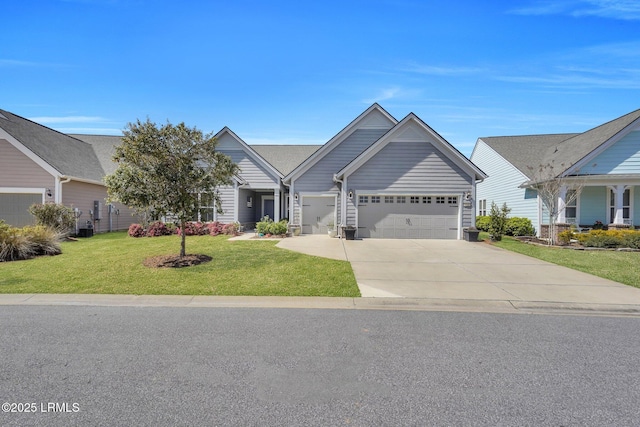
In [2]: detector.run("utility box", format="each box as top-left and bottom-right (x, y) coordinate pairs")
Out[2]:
(93, 201), (102, 220)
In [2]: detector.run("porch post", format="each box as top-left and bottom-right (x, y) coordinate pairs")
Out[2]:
(273, 188), (280, 222)
(613, 185), (625, 225)
(557, 186), (567, 223)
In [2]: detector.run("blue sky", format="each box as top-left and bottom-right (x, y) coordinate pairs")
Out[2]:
(2, 0), (639, 156)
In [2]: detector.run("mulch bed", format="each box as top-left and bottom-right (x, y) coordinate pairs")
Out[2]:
(143, 254), (212, 268)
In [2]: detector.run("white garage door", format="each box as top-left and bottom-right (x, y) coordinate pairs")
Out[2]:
(302, 196), (335, 234)
(358, 195), (459, 239)
(0, 193), (42, 227)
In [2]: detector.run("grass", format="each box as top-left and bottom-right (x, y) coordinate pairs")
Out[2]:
(0, 232), (360, 297)
(479, 232), (640, 288)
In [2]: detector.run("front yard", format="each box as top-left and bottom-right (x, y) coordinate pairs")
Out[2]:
(481, 233), (640, 288)
(0, 232), (360, 297)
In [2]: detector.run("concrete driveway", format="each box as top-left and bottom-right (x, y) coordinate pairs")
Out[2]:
(277, 235), (640, 307)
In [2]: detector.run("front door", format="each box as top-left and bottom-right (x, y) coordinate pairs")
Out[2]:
(263, 197), (274, 220)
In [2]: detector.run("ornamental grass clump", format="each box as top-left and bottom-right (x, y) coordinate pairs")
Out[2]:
(21, 225), (63, 256)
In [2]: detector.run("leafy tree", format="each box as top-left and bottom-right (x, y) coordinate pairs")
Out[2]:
(105, 119), (239, 257)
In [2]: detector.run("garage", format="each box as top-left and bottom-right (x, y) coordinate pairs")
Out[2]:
(301, 196), (335, 234)
(357, 195), (459, 239)
(0, 193), (42, 227)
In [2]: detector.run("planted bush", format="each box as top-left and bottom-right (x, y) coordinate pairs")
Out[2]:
(208, 221), (224, 236)
(28, 203), (75, 234)
(146, 221), (172, 237)
(475, 216), (490, 232)
(506, 217), (535, 236)
(21, 225), (62, 256)
(128, 223), (146, 238)
(222, 222), (240, 236)
(0, 225), (35, 262)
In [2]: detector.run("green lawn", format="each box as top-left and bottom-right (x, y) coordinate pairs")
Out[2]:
(479, 232), (640, 288)
(0, 232), (360, 297)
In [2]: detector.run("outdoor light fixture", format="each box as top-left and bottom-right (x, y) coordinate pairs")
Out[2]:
(46, 188), (52, 198)
(465, 191), (471, 200)
(294, 193), (299, 201)
(348, 189), (354, 199)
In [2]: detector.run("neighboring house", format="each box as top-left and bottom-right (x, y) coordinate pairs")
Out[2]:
(0, 110), (138, 232)
(284, 104), (487, 239)
(471, 108), (640, 237)
(1, 104), (486, 239)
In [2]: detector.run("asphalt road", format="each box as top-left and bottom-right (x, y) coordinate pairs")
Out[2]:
(1, 306), (639, 426)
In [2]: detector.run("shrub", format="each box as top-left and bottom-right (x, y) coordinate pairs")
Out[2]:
(21, 225), (62, 256)
(475, 216), (490, 232)
(222, 222), (240, 236)
(256, 216), (273, 235)
(0, 226), (35, 262)
(177, 221), (209, 236)
(128, 223), (146, 238)
(489, 202), (510, 241)
(28, 203), (75, 234)
(269, 220), (288, 236)
(623, 232), (640, 249)
(146, 221), (172, 237)
(208, 221), (224, 236)
(557, 230), (575, 245)
(506, 217), (535, 236)
(592, 220), (606, 230)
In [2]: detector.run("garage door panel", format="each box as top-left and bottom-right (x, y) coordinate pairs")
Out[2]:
(0, 193), (41, 227)
(358, 195), (458, 239)
(302, 197), (335, 234)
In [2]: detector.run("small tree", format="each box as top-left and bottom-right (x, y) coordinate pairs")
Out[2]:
(489, 202), (510, 241)
(526, 161), (584, 245)
(105, 119), (239, 257)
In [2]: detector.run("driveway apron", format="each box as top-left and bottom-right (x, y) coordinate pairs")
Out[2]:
(277, 236), (640, 306)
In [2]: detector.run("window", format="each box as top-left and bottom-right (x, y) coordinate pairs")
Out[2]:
(397, 196), (406, 204)
(423, 196), (431, 204)
(371, 196), (380, 203)
(358, 195), (368, 204)
(565, 190), (577, 222)
(385, 196), (394, 203)
(448, 196), (458, 206)
(436, 196), (445, 204)
(410, 196), (420, 204)
(478, 199), (487, 216)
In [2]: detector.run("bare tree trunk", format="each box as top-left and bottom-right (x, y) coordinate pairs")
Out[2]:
(180, 219), (186, 257)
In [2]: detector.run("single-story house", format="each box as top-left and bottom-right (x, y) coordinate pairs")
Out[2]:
(471, 108), (640, 237)
(0, 109), (138, 232)
(1, 104), (486, 239)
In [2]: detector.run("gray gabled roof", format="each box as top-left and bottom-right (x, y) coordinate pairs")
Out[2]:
(479, 133), (578, 179)
(250, 145), (322, 176)
(479, 107), (640, 181)
(0, 110), (105, 182)
(69, 134), (124, 176)
(541, 108), (640, 175)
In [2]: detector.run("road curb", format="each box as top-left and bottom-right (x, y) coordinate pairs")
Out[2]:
(1, 294), (640, 316)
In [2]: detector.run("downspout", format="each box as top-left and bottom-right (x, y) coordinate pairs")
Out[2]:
(56, 176), (71, 204)
(333, 174), (345, 236)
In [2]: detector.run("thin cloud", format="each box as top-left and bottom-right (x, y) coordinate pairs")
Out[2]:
(0, 59), (41, 67)
(400, 63), (486, 76)
(28, 116), (108, 124)
(509, 0), (640, 20)
(362, 87), (423, 104)
(57, 127), (123, 135)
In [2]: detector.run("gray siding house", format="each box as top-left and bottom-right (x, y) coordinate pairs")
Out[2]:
(1, 104), (486, 239)
(284, 104), (487, 239)
(471, 108), (640, 236)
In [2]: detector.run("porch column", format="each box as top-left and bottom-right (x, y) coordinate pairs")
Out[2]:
(557, 186), (567, 223)
(273, 189), (280, 222)
(233, 181), (239, 223)
(613, 185), (625, 225)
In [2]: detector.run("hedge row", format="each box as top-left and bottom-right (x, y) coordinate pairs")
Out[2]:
(475, 216), (535, 236)
(559, 229), (640, 249)
(128, 221), (239, 238)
